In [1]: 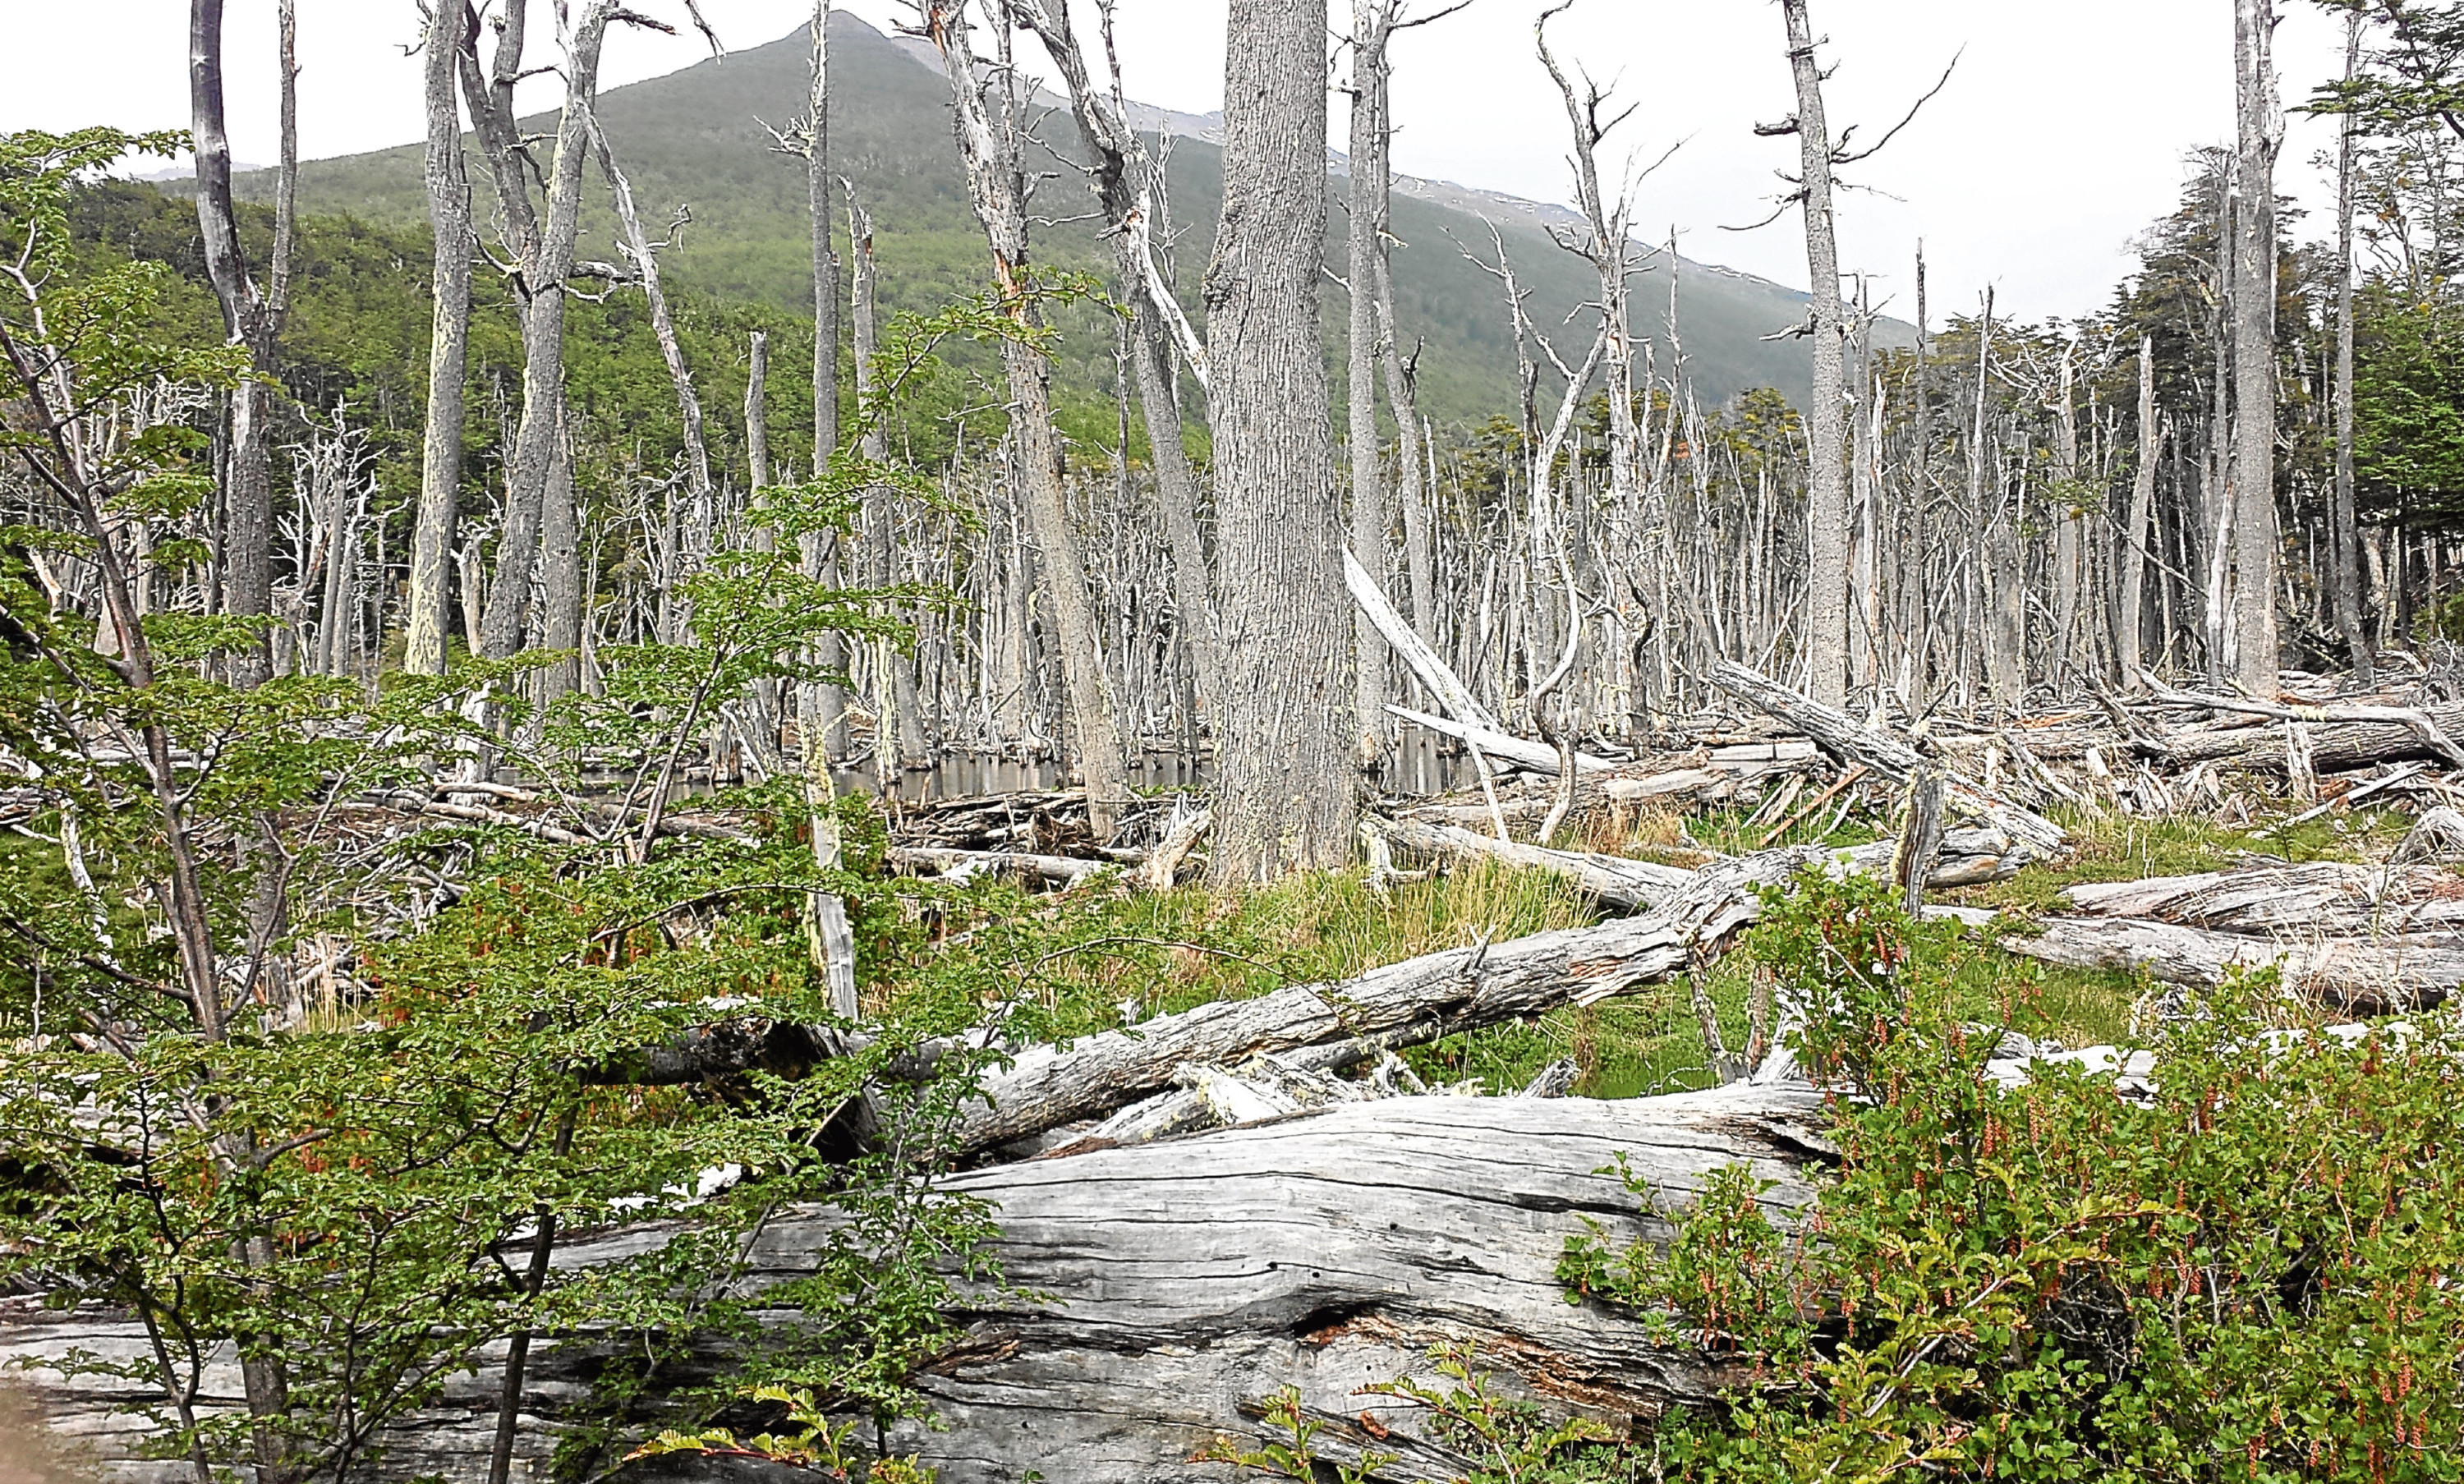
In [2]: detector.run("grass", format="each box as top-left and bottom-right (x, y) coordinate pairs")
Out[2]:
(885, 797), (2430, 1105)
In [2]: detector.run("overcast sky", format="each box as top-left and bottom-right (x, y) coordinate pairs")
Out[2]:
(0, 2), (2356, 324)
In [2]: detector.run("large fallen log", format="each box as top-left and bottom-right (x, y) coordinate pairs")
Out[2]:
(1, 1087), (1833, 1484)
(2062, 861), (2464, 937)
(1372, 816), (2033, 912)
(2164, 705), (2464, 774)
(1705, 662), (2068, 852)
(1999, 917), (2462, 1012)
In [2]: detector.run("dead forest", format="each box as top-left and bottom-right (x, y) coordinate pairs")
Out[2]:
(11, 0), (2464, 1480)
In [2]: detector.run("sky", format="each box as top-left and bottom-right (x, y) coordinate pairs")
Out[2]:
(0, 1), (2357, 325)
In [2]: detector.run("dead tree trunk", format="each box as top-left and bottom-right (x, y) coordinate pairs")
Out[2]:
(1347, 1), (1398, 768)
(1207, 0), (1356, 879)
(2120, 335), (2157, 687)
(2230, 0), (2281, 694)
(189, 0), (297, 687)
(926, 0), (1132, 837)
(476, 1), (610, 659)
(2331, 11), (2373, 684)
(1775, 0), (1850, 707)
(407, 0), (473, 676)
(802, 0), (850, 762)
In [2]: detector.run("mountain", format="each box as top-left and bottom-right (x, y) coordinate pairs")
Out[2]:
(232, 11), (1881, 424)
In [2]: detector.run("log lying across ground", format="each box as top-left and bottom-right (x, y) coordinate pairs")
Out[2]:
(2062, 861), (2464, 936)
(1, 1087), (1833, 1484)
(2002, 917), (2464, 1012)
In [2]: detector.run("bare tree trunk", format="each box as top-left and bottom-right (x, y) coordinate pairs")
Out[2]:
(802, 0), (849, 762)
(1007, 0), (1221, 719)
(2333, 11), (2374, 684)
(2121, 335), (2158, 687)
(2231, 0), (2282, 695)
(407, 0), (472, 676)
(746, 330), (773, 494)
(190, 0), (297, 687)
(926, 0), (1130, 835)
(537, 419), (582, 704)
(479, 1), (610, 659)
(1778, 0), (1849, 706)
(1347, 1), (1394, 770)
(2053, 338), (2083, 680)
(590, 117), (711, 503)
(1208, 0), (1355, 879)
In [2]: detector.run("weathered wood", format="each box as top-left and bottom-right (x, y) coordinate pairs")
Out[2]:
(2063, 862), (2464, 938)
(1387, 703), (1621, 775)
(886, 845), (1117, 889)
(1372, 816), (2029, 912)
(1346, 548), (1499, 731)
(1, 1089), (1832, 1484)
(2002, 917), (2462, 1011)
(1706, 660), (2068, 852)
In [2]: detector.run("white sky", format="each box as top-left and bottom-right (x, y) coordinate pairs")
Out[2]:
(0, 1), (2354, 324)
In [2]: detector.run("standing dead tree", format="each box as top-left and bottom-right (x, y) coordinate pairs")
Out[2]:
(920, 0), (1132, 837)
(2231, 0), (2283, 693)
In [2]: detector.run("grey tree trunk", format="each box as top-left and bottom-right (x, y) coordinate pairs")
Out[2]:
(2053, 340), (2082, 678)
(1780, 0), (1850, 707)
(2333, 12), (2374, 684)
(927, 0), (1131, 836)
(536, 420), (582, 704)
(189, 0), (297, 687)
(2230, 0), (2282, 695)
(802, 1), (849, 762)
(407, 0), (471, 676)
(2121, 335), (2158, 687)
(745, 330), (772, 493)
(478, 1), (609, 659)
(1347, 2), (1396, 767)
(848, 187), (928, 765)
(1207, 0), (1356, 880)
(1007, 0), (1222, 718)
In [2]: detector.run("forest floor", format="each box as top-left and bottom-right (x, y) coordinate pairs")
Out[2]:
(892, 797), (2420, 1101)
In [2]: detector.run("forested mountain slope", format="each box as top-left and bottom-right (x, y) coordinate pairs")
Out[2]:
(228, 10), (1886, 420)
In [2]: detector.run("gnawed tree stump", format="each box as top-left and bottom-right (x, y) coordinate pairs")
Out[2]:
(1, 1088), (1834, 1484)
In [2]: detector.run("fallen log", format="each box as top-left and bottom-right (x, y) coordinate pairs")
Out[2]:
(0, 1087), (1833, 1484)
(1345, 548), (1499, 733)
(1705, 662), (2067, 853)
(1372, 816), (2031, 912)
(2139, 674), (2464, 769)
(886, 846), (1119, 888)
(2062, 862), (2464, 938)
(1386, 704), (1622, 776)
(2000, 917), (2462, 1012)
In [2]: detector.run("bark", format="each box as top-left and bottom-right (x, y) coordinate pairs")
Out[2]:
(0, 1089), (1832, 1484)
(1706, 659), (2068, 852)
(926, 1), (1131, 838)
(2119, 335), (2157, 688)
(800, 2), (851, 762)
(1002, 0), (1222, 714)
(2230, 0), (2282, 694)
(536, 420), (582, 704)
(407, 0), (474, 676)
(1207, 0), (1356, 880)
(1779, 0), (1850, 707)
(847, 188), (929, 765)
(2332, 13), (2374, 684)
(2003, 917), (2458, 1013)
(190, 0), (297, 687)
(1347, 2), (1398, 766)
(2062, 861), (2464, 938)
(478, 2), (609, 659)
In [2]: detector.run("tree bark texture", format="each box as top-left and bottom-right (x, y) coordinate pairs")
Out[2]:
(1348, 2), (1397, 765)
(1207, 0), (1357, 880)
(1781, 0), (1850, 707)
(2332, 12), (2373, 684)
(478, 1), (609, 659)
(2231, 0), (2282, 694)
(407, 0), (473, 676)
(0, 1089), (1830, 1484)
(926, 0), (1131, 836)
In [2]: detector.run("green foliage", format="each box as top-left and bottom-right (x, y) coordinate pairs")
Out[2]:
(1560, 871), (2464, 1479)
(628, 1383), (938, 1482)
(1191, 1386), (1400, 1483)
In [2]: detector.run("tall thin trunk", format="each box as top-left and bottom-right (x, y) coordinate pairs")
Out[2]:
(1779, 0), (1850, 706)
(190, 0), (297, 687)
(2231, 0), (2282, 695)
(537, 418), (582, 703)
(927, 0), (1130, 835)
(2122, 335), (2158, 687)
(479, 1), (610, 658)
(802, 0), (849, 760)
(2333, 11), (2373, 683)
(1007, 0), (1221, 718)
(1346, 2), (1394, 767)
(746, 330), (773, 493)
(407, 2), (471, 675)
(2053, 338), (2083, 678)
(1208, 0), (1355, 880)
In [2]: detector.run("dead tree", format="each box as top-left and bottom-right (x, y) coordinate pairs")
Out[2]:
(188, 0), (298, 686)
(407, 1), (473, 676)
(2332, 10), (2374, 683)
(921, 0), (1133, 836)
(2230, 0), (2282, 693)
(1207, 0), (1356, 878)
